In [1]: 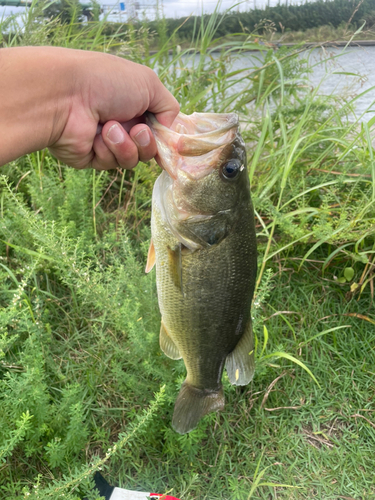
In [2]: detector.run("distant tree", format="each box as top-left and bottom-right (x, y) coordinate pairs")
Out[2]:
(160, 0), (375, 40)
(42, 0), (101, 23)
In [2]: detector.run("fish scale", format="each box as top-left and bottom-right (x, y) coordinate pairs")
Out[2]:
(153, 193), (256, 388)
(146, 112), (257, 434)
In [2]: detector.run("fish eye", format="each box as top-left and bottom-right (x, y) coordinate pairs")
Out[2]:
(221, 159), (242, 180)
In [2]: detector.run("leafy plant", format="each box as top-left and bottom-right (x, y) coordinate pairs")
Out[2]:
(1, 1), (375, 498)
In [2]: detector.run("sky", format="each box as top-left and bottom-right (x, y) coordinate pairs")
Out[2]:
(0, 0), (296, 23)
(104, 0), (287, 21)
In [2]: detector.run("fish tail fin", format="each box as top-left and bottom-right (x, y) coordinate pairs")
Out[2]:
(172, 381), (225, 434)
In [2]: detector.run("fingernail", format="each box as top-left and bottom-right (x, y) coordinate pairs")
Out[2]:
(134, 128), (150, 147)
(107, 124), (124, 144)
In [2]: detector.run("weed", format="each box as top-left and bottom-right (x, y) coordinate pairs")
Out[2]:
(1, 2), (375, 498)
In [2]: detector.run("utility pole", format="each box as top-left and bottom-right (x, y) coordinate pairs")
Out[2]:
(155, 0), (162, 21)
(127, 0), (136, 20)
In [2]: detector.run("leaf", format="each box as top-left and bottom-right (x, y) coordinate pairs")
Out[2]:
(258, 482), (298, 488)
(300, 325), (350, 347)
(322, 242), (353, 272)
(1, 241), (54, 262)
(262, 351), (320, 388)
(344, 267), (355, 281)
(247, 451), (297, 499)
(343, 313), (375, 325)
(299, 223), (352, 270)
(261, 325), (268, 358)
(249, 114), (269, 184)
(332, 71), (360, 77)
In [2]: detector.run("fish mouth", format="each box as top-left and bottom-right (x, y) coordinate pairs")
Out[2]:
(146, 112), (239, 180)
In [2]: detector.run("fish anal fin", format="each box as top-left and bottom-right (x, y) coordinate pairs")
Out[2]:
(226, 319), (255, 386)
(172, 381), (225, 434)
(160, 320), (181, 360)
(167, 244), (183, 295)
(145, 239), (156, 273)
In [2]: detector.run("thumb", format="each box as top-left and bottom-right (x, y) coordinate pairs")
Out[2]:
(147, 73), (180, 128)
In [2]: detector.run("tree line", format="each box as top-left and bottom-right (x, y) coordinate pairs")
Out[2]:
(42, 0), (375, 39)
(151, 0), (375, 39)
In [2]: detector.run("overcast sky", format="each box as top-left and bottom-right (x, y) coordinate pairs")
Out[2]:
(0, 0), (297, 23)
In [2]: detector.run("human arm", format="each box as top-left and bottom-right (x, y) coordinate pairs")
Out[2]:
(0, 46), (179, 169)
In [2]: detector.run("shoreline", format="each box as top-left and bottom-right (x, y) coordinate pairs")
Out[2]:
(149, 40), (375, 55)
(212, 39), (375, 51)
(280, 39), (375, 47)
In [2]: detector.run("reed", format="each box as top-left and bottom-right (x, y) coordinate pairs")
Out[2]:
(1, 2), (375, 498)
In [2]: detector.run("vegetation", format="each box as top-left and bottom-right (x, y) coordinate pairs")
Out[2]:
(1, 2), (375, 499)
(98, 0), (375, 45)
(151, 0), (375, 40)
(267, 22), (375, 43)
(157, 0), (375, 39)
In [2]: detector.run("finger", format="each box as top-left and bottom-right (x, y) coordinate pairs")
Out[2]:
(129, 123), (157, 163)
(91, 132), (119, 170)
(146, 70), (180, 128)
(155, 106), (180, 129)
(48, 144), (94, 170)
(120, 117), (143, 133)
(102, 121), (139, 169)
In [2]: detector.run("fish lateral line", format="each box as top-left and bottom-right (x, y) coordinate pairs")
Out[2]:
(148, 111), (257, 434)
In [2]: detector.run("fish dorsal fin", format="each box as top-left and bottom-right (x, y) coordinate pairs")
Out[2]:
(145, 239), (156, 273)
(160, 320), (182, 360)
(225, 318), (255, 386)
(167, 244), (184, 295)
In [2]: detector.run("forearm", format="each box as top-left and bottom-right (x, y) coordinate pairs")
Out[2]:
(0, 46), (74, 166)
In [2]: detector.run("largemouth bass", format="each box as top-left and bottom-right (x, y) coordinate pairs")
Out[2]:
(146, 112), (257, 434)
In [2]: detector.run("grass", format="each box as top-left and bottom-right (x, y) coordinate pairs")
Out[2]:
(1, 2), (375, 499)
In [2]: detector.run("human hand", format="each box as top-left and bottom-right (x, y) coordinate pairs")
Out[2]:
(48, 49), (179, 170)
(0, 47), (179, 169)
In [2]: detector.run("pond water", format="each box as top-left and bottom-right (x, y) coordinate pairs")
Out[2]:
(227, 45), (375, 121)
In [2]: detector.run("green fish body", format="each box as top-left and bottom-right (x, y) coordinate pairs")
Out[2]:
(146, 112), (257, 434)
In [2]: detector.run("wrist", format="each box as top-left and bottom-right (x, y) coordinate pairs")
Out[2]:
(0, 46), (75, 165)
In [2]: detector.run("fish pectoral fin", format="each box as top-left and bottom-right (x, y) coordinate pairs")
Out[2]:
(145, 239), (156, 273)
(160, 320), (182, 360)
(225, 319), (255, 386)
(167, 244), (184, 295)
(172, 381), (225, 434)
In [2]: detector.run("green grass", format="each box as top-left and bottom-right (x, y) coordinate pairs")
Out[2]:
(264, 22), (375, 44)
(1, 2), (375, 499)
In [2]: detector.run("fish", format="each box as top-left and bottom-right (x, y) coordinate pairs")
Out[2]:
(145, 111), (257, 434)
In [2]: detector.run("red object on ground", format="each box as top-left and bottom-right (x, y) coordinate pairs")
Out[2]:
(110, 486), (181, 499)
(150, 495), (181, 500)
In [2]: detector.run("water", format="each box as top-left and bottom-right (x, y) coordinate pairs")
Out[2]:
(228, 45), (375, 121)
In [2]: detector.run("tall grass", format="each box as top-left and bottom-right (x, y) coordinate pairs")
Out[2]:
(1, 2), (375, 499)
